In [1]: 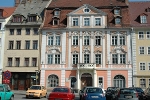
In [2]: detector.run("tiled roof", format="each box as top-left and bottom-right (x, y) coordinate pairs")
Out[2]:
(48, 0), (128, 8)
(42, 0), (130, 29)
(129, 2), (150, 27)
(0, 7), (16, 18)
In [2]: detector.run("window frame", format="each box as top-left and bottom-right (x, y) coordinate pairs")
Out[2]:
(146, 31), (150, 39)
(139, 46), (145, 54)
(72, 18), (79, 26)
(84, 17), (90, 26)
(72, 36), (78, 46)
(84, 54), (90, 63)
(33, 40), (38, 49)
(24, 58), (29, 67)
(140, 15), (147, 24)
(84, 36), (90, 45)
(115, 17), (121, 25)
(138, 31), (144, 39)
(72, 54), (78, 64)
(139, 62), (146, 70)
(8, 58), (12, 67)
(95, 18), (101, 26)
(95, 54), (102, 64)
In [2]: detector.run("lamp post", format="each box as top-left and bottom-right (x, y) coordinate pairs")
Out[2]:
(35, 70), (40, 85)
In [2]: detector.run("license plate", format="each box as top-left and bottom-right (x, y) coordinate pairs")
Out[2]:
(125, 96), (132, 98)
(91, 96), (98, 98)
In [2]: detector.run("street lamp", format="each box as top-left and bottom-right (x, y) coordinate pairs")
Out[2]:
(35, 70), (40, 85)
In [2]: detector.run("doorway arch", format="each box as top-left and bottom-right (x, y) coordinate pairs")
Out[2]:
(81, 73), (92, 89)
(113, 75), (125, 88)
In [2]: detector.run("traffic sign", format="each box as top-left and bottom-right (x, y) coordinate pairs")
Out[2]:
(31, 76), (38, 79)
(3, 79), (10, 84)
(4, 70), (11, 79)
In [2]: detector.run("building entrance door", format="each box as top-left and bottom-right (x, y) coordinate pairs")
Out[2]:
(81, 73), (92, 89)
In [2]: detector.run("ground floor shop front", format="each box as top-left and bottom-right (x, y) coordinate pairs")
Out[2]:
(40, 68), (133, 90)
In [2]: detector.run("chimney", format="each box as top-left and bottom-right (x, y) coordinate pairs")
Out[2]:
(15, 0), (21, 7)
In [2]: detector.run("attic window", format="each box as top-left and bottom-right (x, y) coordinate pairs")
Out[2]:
(54, 11), (60, 16)
(27, 15), (37, 22)
(146, 7), (150, 12)
(114, 9), (120, 15)
(140, 15), (147, 24)
(13, 16), (22, 23)
(84, 8), (90, 13)
(115, 17), (121, 25)
(53, 18), (59, 25)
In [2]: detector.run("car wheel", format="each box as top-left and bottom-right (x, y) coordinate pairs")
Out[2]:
(39, 94), (42, 99)
(44, 93), (47, 98)
(10, 96), (14, 100)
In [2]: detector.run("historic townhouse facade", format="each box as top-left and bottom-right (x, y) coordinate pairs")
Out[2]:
(129, 2), (150, 89)
(0, 7), (16, 84)
(3, 0), (51, 90)
(40, 0), (132, 90)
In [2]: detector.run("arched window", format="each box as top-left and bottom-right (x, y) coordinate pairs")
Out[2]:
(48, 75), (59, 87)
(113, 75), (125, 88)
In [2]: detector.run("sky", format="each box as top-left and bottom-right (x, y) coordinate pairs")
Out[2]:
(0, 0), (150, 7)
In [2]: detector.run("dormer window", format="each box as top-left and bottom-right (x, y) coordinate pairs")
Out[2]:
(140, 15), (147, 24)
(114, 9), (120, 15)
(27, 15), (37, 22)
(53, 8), (61, 18)
(84, 8), (90, 13)
(146, 7), (150, 12)
(115, 17), (121, 25)
(52, 17), (59, 25)
(0, 10), (2, 17)
(13, 16), (22, 23)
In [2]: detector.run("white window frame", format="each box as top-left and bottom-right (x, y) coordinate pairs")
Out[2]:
(146, 31), (150, 39)
(139, 46), (145, 54)
(115, 18), (121, 25)
(47, 54), (61, 64)
(84, 36), (90, 45)
(111, 35), (118, 45)
(119, 35), (125, 45)
(138, 32), (144, 39)
(72, 36), (78, 45)
(95, 36), (102, 46)
(98, 77), (104, 88)
(140, 78), (146, 88)
(84, 54), (90, 63)
(54, 11), (60, 16)
(55, 36), (60, 45)
(148, 63), (150, 70)
(72, 54), (78, 64)
(83, 8), (90, 13)
(139, 62), (146, 70)
(95, 17), (101, 26)
(95, 54), (102, 64)
(48, 36), (54, 45)
(140, 15), (147, 23)
(84, 17), (90, 26)
(72, 18), (79, 26)
(112, 54), (126, 64)
(114, 9), (120, 15)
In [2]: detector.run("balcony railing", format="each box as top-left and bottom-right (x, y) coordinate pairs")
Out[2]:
(77, 63), (96, 69)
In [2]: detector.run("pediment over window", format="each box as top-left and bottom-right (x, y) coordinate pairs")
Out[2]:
(48, 47), (61, 54)
(67, 4), (107, 16)
(111, 46), (126, 53)
(94, 50), (102, 54)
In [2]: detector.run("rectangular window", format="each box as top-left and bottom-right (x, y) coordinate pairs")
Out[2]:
(8, 58), (12, 67)
(98, 77), (103, 88)
(10, 29), (14, 35)
(84, 18), (90, 26)
(33, 40), (38, 49)
(28, 16), (36, 22)
(115, 18), (121, 24)
(16, 41), (21, 49)
(25, 40), (30, 49)
(17, 29), (21, 35)
(24, 58), (29, 67)
(73, 36), (78, 45)
(84, 36), (90, 45)
(140, 79), (146, 88)
(140, 63), (145, 70)
(95, 54), (101, 64)
(147, 31), (150, 39)
(73, 18), (78, 26)
(13, 16), (22, 22)
(72, 54), (78, 64)
(120, 36), (125, 45)
(32, 58), (37, 67)
(95, 36), (101, 45)
(48, 54), (53, 64)
(148, 47), (150, 54)
(139, 32), (144, 39)
(114, 9), (120, 15)
(0, 23), (1, 29)
(26, 28), (30, 35)
(53, 19), (58, 25)
(56, 36), (60, 45)
(95, 18), (101, 26)
(112, 54), (118, 64)
(33, 28), (38, 35)
(48, 36), (53, 45)
(148, 63), (150, 70)
(54, 11), (60, 16)
(139, 47), (144, 54)
(149, 79), (150, 86)
(84, 54), (89, 63)
(55, 54), (60, 64)
(9, 41), (14, 49)
(112, 36), (118, 45)
(120, 54), (126, 64)
(140, 15), (147, 23)
(15, 58), (20, 67)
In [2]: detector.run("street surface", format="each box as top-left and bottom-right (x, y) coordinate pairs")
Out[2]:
(13, 90), (79, 100)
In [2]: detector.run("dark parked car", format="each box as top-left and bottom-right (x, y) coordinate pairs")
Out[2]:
(105, 87), (120, 100)
(143, 87), (150, 100)
(129, 87), (145, 100)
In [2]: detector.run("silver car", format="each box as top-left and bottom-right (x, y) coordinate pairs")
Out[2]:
(117, 88), (138, 100)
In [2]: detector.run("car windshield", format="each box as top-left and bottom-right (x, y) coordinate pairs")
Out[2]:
(52, 88), (69, 93)
(86, 88), (102, 93)
(30, 86), (41, 90)
(135, 88), (144, 92)
(120, 89), (135, 94)
(107, 87), (117, 91)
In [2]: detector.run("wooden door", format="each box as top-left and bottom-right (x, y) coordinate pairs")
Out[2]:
(81, 73), (92, 89)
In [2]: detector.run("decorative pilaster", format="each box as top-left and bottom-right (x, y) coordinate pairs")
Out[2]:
(107, 70), (111, 87)
(93, 67), (97, 87)
(68, 32), (71, 67)
(91, 32), (94, 63)
(40, 67), (45, 86)
(102, 32), (105, 67)
(76, 70), (80, 89)
(80, 31), (82, 63)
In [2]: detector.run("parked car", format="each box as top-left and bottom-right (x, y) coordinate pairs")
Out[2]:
(79, 86), (91, 100)
(143, 87), (150, 100)
(105, 87), (120, 100)
(0, 84), (14, 100)
(26, 85), (47, 99)
(48, 86), (75, 100)
(129, 87), (145, 100)
(81, 87), (106, 100)
(117, 88), (138, 100)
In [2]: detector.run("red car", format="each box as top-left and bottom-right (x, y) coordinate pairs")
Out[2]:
(48, 86), (75, 100)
